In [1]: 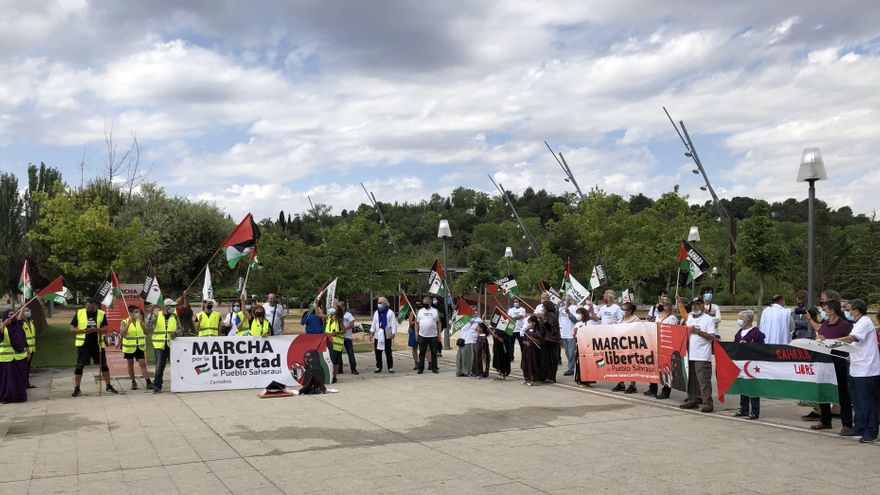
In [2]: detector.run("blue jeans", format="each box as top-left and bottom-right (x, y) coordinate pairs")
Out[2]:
(849, 375), (880, 439)
(154, 347), (170, 390)
(563, 338), (577, 373)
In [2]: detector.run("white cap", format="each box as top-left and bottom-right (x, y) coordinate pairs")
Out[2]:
(203, 298), (217, 305)
(163, 298), (177, 306)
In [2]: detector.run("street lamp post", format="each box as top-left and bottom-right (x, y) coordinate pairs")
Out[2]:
(438, 220), (453, 350)
(797, 147), (827, 309)
(687, 226), (701, 298)
(504, 246), (513, 308)
(711, 266), (719, 294)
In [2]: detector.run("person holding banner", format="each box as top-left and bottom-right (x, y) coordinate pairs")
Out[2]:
(0, 309), (29, 403)
(810, 300), (853, 432)
(732, 310), (765, 420)
(647, 304), (678, 399)
(680, 297), (717, 413)
(325, 304), (346, 383)
(151, 298), (179, 394)
(223, 296), (250, 336)
(612, 302), (640, 394)
(120, 305), (152, 391)
(195, 299), (221, 337)
(371, 297), (396, 374)
(521, 315), (543, 385)
(71, 298), (117, 396)
(572, 307), (595, 388)
(248, 306), (272, 337)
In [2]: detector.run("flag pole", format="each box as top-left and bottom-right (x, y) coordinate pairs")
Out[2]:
(184, 249), (221, 293)
(240, 261), (253, 298)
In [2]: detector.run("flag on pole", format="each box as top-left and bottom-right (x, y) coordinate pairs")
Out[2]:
(37, 276), (72, 305)
(202, 265), (213, 301)
(679, 241), (711, 284)
(561, 259), (590, 304)
(539, 278), (562, 305)
(621, 289), (632, 304)
(18, 260), (33, 299)
(588, 254), (608, 290)
(427, 259), (446, 296)
(96, 270), (122, 308)
(249, 255), (262, 270)
(140, 265), (164, 307)
(489, 307), (516, 336)
(397, 291), (414, 325)
(492, 275), (518, 297)
(714, 341), (838, 404)
(451, 298), (476, 334)
(324, 277), (338, 311)
(220, 213), (261, 269)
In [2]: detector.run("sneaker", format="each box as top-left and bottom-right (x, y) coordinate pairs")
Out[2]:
(432, 369), (439, 374)
(655, 392), (670, 400)
(679, 402), (698, 410)
(859, 436), (878, 443)
(810, 423), (832, 430)
(563, 370), (574, 376)
(106, 385), (119, 395)
(72, 387), (81, 397)
(331, 377), (338, 384)
(625, 385), (637, 394)
(352, 370), (360, 375)
(388, 369), (395, 374)
(611, 383), (626, 392)
(801, 411), (821, 421)
(131, 381), (138, 391)
(700, 406), (714, 413)
(374, 369), (382, 374)
(417, 370), (423, 375)
(643, 390), (656, 396)
(840, 429), (863, 437)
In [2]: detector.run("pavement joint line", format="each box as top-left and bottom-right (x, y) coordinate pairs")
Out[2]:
(397, 350), (875, 444)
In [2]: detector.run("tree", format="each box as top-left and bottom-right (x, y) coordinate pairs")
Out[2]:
(0, 172), (24, 294)
(737, 201), (787, 307)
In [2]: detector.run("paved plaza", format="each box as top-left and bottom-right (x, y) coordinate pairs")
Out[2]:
(1, 350), (878, 495)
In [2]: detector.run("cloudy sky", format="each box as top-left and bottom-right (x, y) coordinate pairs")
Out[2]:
(1, 0), (879, 221)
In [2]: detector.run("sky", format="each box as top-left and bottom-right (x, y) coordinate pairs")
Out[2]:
(1, 0), (879, 222)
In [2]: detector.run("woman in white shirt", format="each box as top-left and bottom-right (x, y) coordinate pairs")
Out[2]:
(572, 307), (594, 388)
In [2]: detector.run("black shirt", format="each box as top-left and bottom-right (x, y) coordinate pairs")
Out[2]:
(71, 310), (108, 348)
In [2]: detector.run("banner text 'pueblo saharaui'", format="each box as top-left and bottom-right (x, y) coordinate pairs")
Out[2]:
(171, 334), (331, 392)
(577, 322), (659, 383)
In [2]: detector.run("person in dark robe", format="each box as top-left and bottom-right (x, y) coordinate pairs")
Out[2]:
(540, 301), (561, 383)
(491, 326), (511, 380)
(521, 315), (544, 386)
(298, 349), (327, 395)
(472, 322), (491, 379)
(0, 309), (29, 403)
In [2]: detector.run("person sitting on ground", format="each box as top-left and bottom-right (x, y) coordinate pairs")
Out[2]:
(733, 310), (765, 420)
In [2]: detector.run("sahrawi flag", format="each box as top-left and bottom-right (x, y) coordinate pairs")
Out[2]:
(37, 276), (72, 305)
(451, 298), (476, 334)
(588, 254), (607, 291)
(19, 260), (33, 299)
(202, 265), (213, 301)
(492, 275), (518, 296)
(426, 259), (446, 296)
(714, 341), (838, 404)
(679, 241), (711, 283)
(139, 265), (163, 307)
(397, 291), (414, 325)
(221, 213), (261, 269)
(489, 307), (516, 336)
(324, 277), (338, 311)
(96, 270), (122, 308)
(539, 278), (562, 305)
(561, 258), (590, 304)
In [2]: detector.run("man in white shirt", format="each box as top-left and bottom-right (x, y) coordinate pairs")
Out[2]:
(341, 305), (358, 375)
(415, 297), (441, 374)
(508, 301), (527, 361)
(263, 293), (286, 335)
(700, 287), (722, 327)
(680, 297), (718, 413)
(759, 294), (794, 345)
(457, 313), (481, 376)
(594, 290), (623, 325)
(824, 299), (880, 443)
(560, 296), (578, 376)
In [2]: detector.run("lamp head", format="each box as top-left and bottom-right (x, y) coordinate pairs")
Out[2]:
(797, 147), (827, 182)
(687, 226), (701, 242)
(437, 219), (452, 238)
(504, 246), (513, 259)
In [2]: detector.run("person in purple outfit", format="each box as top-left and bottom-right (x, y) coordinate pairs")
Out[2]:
(733, 310), (765, 420)
(0, 309), (29, 403)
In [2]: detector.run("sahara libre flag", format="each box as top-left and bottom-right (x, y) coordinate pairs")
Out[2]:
(561, 258), (589, 304)
(19, 260), (33, 299)
(588, 254), (607, 291)
(679, 241), (710, 284)
(397, 292), (414, 325)
(221, 213), (261, 268)
(451, 298), (476, 334)
(37, 276), (72, 305)
(492, 275), (518, 296)
(714, 341), (838, 404)
(427, 259), (447, 297)
(140, 265), (163, 307)
(489, 307), (515, 336)
(96, 270), (122, 308)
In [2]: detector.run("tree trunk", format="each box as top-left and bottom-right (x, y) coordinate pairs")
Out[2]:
(757, 274), (765, 309)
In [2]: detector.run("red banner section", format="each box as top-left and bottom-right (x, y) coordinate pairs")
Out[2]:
(577, 322), (659, 383)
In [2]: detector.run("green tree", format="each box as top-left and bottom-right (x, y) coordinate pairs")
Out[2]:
(0, 172), (24, 294)
(737, 201), (787, 306)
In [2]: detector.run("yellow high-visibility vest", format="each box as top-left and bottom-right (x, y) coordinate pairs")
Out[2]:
(23, 320), (36, 353)
(152, 312), (178, 350)
(121, 318), (146, 353)
(196, 311), (221, 337)
(74, 308), (106, 348)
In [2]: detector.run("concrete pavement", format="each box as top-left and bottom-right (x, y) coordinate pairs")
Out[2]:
(1, 349), (878, 495)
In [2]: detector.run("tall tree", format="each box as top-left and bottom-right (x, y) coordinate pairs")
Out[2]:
(737, 201), (787, 307)
(0, 172), (24, 294)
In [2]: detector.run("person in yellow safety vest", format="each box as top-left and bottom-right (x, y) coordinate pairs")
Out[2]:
(223, 295), (251, 336)
(21, 306), (36, 389)
(325, 303), (346, 384)
(195, 298), (221, 337)
(71, 298), (117, 397)
(151, 296), (184, 394)
(246, 306), (272, 337)
(120, 304), (152, 391)
(0, 308), (30, 403)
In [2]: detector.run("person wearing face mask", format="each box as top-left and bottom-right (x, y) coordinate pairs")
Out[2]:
(759, 294), (794, 345)
(263, 293), (286, 336)
(647, 304), (679, 399)
(71, 298), (116, 396)
(732, 310), (765, 420)
(195, 299), (221, 337)
(416, 297), (441, 374)
(456, 306), (481, 377)
(325, 303), (346, 383)
(808, 300), (853, 431)
(521, 315), (544, 386)
(151, 298), (180, 394)
(433, 298), (446, 358)
(699, 287), (722, 327)
(509, 299), (528, 359)
(647, 291), (669, 322)
(248, 305), (272, 337)
(120, 305), (152, 391)
(371, 297), (397, 374)
(20, 306), (36, 388)
(340, 301), (358, 375)
(791, 290), (813, 339)
(407, 299), (419, 369)
(0, 308), (29, 403)
(679, 297), (718, 413)
(223, 296), (251, 336)
(572, 307), (594, 387)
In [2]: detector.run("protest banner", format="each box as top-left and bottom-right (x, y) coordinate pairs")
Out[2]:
(577, 322), (659, 383)
(789, 337), (856, 357)
(171, 334), (332, 392)
(657, 323), (689, 392)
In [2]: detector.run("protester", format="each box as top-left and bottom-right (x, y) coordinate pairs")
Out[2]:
(700, 287), (722, 327)
(648, 304), (679, 399)
(808, 290), (842, 335)
(0, 309), (28, 403)
(71, 298), (117, 396)
(223, 296), (250, 336)
(434, 297), (446, 358)
(407, 302), (418, 370)
(792, 290), (813, 339)
(613, 302), (639, 394)
(490, 323), (511, 380)
(371, 296), (396, 374)
(456, 310), (480, 377)
(324, 304), (345, 383)
(732, 310), (765, 420)
(301, 301), (325, 334)
(509, 299), (527, 358)
(341, 302), (358, 375)
(680, 297), (717, 413)
(120, 305), (152, 391)
(595, 290), (623, 325)
(415, 297), (440, 374)
(472, 321), (491, 379)
(560, 296), (578, 377)
(175, 291), (194, 336)
(263, 293), (286, 335)
(759, 294), (794, 345)
(248, 305), (272, 337)
(809, 300), (853, 432)
(540, 300), (561, 383)
(521, 315), (544, 385)
(647, 291), (669, 322)
(823, 299), (880, 443)
(21, 306), (35, 388)
(572, 307), (594, 388)
(195, 299), (221, 337)
(150, 298), (179, 394)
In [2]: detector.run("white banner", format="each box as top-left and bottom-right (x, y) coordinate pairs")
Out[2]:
(171, 334), (332, 393)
